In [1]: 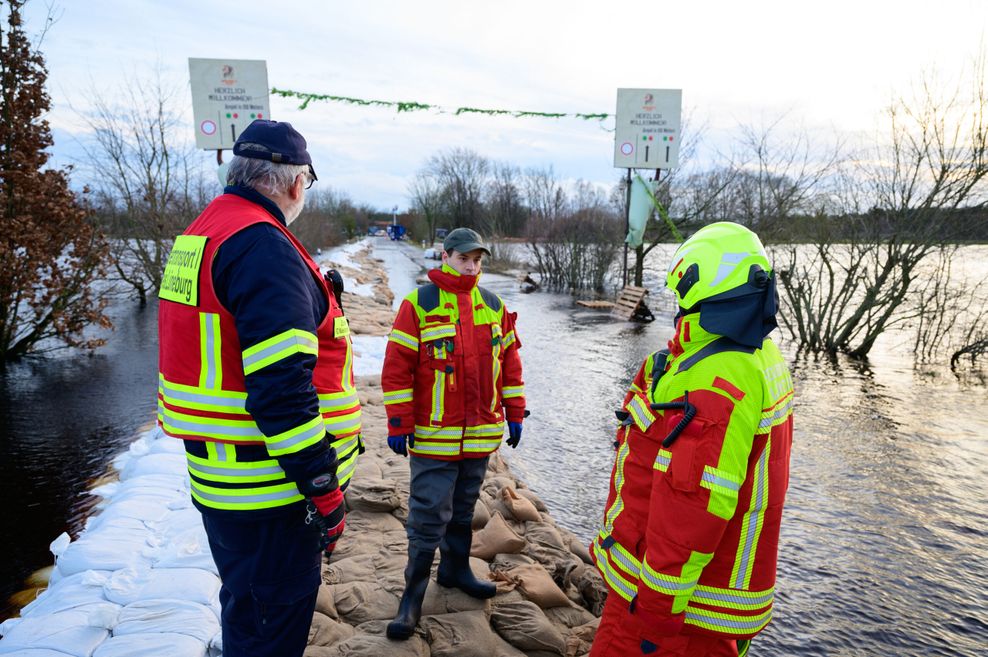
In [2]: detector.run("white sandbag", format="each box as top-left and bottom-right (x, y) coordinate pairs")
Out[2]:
(151, 528), (217, 573)
(113, 600), (219, 643)
(0, 650), (76, 656)
(19, 571), (112, 617)
(92, 632), (207, 657)
(119, 453), (187, 481)
(0, 609), (110, 657)
(104, 568), (219, 606)
(84, 498), (173, 532)
(55, 525), (153, 577)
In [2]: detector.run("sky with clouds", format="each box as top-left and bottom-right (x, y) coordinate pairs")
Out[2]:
(18, 0), (988, 209)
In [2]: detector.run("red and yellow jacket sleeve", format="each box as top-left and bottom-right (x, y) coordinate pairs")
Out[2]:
(499, 309), (526, 423)
(382, 299), (419, 436)
(631, 379), (759, 642)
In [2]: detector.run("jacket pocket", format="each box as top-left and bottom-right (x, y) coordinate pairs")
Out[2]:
(251, 564), (320, 631)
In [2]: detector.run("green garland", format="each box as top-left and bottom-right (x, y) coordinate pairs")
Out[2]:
(271, 88), (611, 121)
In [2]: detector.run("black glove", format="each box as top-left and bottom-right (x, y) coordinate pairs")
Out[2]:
(324, 268), (344, 309)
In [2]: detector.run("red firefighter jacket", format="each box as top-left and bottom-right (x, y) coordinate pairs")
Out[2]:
(157, 193), (361, 512)
(590, 314), (793, 643)
(381, 264), (525, 460)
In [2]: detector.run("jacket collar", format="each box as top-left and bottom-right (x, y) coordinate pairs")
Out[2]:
(668, 311), (721, 358)
(224, 185), (287, 226)
(428, 263), (479, 294)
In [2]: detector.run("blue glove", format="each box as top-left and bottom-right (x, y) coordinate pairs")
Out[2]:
(506, 422), (523, 448)
(387, 433), (414, 457)
(640, 639), (658, 654)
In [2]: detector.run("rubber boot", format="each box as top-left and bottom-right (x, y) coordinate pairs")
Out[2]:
(436, 522), (496, 599)
(386, 548), (434, 640)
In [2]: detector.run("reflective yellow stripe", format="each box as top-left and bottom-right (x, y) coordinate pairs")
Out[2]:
(463, 438), (501, 452)
(490, 354), (501, 412)
(186, 454), (285, 484)
(684, 605), (772, 635)
(331, 435), (360, 486)
(162, 407), (265, 441)
(323, 409), (362, 438)
(190, 479), (303, 511)
(409, 441), (462, 457)
(413, 425), (463, 439)
(641, 549), (713, 613)
(626, 394), (656, 432)
(388, 329), (419, 351)
(384, 388), (414, 405)
(603, 439), (631, 532)
(317, 390), (360, 412)
(267, 415), (326, 456)
(732, 442), (770, 589)
(502, 385), (524, 399)
(692, 585), (775, 611)
(653, 448), (672, 472)
(759, 393), (794, 430)
(341, 332), (353, 390)
(430, 370), (445, 423)
(159, 375), (249, 414)
(464, 423), (503, 437)
(242, 329), (318, 376)
(503, 330), (516, 348)
(591, 541), (638, 602)
(702, 465), (743, 520)
(421, 324), (456, 341)
(198, 313), (222, 389)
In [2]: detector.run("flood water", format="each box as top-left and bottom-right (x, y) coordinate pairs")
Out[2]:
(2, 240), (987, 656)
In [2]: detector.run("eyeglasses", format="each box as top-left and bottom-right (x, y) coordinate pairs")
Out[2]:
(304, 174), (315, 190)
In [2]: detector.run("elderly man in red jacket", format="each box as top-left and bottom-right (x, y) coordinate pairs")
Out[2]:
(381, 227), (527, 640)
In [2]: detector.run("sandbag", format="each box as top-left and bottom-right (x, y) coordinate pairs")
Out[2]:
(471, 497), (491, 530)
(0, 609), (111, 657)
(471, 512), (525, 560)
(55, 524), (153, 577)
(302, 632), (430, 657)
(103, 567), (219, 606)
(307, 612), (356, 647)
(507, 563), (571, 608)
(568, 564), (608, 616)
(545, 605), (596, 628)
(513, 487), (548, 512)
(489, 600), (567, 655)
(91, 632), (207, 657)
(501, 488), (541, 522)
(422, 610), (504, 657)
(344, 478), (400, 513)
(19, 571), (112, 618)
(113, 599), (219, 643)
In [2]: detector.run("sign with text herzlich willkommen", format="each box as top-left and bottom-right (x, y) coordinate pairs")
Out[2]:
(189, 58), (270, 150)
(613, 88), (682, 169)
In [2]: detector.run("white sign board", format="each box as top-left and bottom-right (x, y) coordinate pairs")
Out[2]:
(189, 58), (270, 150)
(613, 88), (682, 169)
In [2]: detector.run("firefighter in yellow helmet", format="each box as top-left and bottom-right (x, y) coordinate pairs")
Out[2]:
(590, 222), (794, 657)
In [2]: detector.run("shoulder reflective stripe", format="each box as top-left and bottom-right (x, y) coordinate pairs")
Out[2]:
(478, 286), (502, 312)
(159, 377), (249, 414)
(626, 394), (656, 432)
(199, 313), (222, 389)
(323, 410), (362, 437)
(676, 337), (755, 373)
(501, 385), (524, 399)
(421, 324), (456, 341)
(162, 408), (265, 440)
(692, 585), (774, 611)
(383, 389), (414, 405)
(591, 541), (638, 602)
(388, 330), (419, 351)
(732, 442), (771, 589)
(317, 391), (360, 413)
(417, 283), (440, 312)
(653, 448), (672, 472)
(414, 425), (464, 438)
(603, 441), (631, 531)
(266, 416), (326, 456)
(430, 371), (446, 423)
(242, 329), (318, 376)
(190, 480), (303, 510)
(503, 330), (517, 348)
(759, 393), (794, 430)
(684, 606), (772, 634)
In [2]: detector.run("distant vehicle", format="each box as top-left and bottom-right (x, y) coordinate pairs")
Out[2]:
(387, 224), (407, 241)
(435, 228), (449, 240)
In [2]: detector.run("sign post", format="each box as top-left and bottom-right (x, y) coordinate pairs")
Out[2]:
(613, 88), (682, 286)
(188, 58), (270, 156)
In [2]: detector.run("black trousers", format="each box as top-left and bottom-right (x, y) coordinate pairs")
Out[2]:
(202, 505), (322, 657)
(406, 454), (489, 552)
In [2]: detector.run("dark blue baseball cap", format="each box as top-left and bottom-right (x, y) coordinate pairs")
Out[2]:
(233, 119), (317, 182)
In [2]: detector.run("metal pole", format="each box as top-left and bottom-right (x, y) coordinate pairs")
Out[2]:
(623, 168), (632, 287)
(216, 149), (224, 165)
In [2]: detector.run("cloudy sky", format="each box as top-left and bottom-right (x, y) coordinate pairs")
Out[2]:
(19, 0), (988, 209)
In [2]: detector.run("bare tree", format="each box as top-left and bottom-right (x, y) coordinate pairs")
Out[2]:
(484, 162), (526, 238)
(427, 147), (490, 230)
(80, 67), (207, 305)
(408, 173), (443, 244)
(774, 59), (988, 358)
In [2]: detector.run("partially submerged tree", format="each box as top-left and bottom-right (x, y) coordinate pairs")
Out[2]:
(0, 0), (110, 360)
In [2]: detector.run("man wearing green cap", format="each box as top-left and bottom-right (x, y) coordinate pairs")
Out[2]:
(381, 227), (527, 639)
